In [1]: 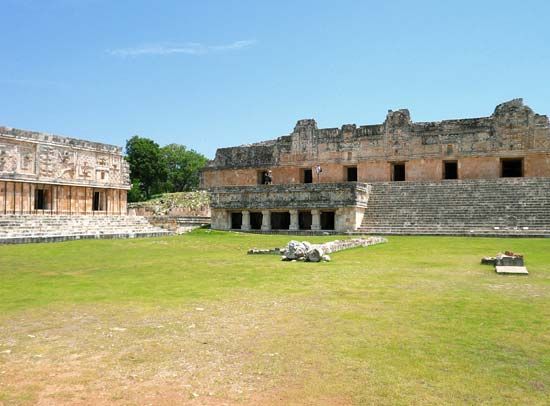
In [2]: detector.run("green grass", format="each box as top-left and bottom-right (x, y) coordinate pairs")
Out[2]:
(0, 231), (549, 405)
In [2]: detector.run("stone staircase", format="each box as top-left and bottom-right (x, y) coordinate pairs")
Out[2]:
(358, 178), (550, 237)
(0, 215), (173, 244)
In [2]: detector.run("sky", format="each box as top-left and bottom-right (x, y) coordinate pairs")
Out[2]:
(1, 0), (549, 159)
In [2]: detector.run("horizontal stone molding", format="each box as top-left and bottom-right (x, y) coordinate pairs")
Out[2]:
(209, 182), (370, 210)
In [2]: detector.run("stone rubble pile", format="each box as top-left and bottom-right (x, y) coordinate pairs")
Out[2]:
(247, 247), (283, 255)
(481, 251), (524, 266)
(481, 251), (528, 275)
(281, 237), (387, 262)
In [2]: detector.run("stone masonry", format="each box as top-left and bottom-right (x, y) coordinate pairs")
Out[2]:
(203, 99), (550, 235)
(0, 126), (130, 215)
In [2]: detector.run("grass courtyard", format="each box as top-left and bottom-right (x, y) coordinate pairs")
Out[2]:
(0, 230), (549, 405)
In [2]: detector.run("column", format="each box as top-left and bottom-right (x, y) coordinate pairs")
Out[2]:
(261, 210), (271, 231)
(311, 209), (321, 231)
(289, 209), (299, 231)
(241, 210), (251, 231)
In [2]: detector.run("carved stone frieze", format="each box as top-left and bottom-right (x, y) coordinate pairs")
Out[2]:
(0, 143), (18, 173)
(0, 127), (130, 189)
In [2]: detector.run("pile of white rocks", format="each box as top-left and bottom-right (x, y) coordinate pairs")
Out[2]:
(281, 237), (387, 262)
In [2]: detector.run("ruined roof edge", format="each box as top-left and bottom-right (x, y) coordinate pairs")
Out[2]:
(0, 126), (124, 154)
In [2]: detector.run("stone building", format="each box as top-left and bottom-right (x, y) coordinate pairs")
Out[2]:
(203, 99), (550, 235)
(0, 126), (171, 244)
(0, 126), (130, 215)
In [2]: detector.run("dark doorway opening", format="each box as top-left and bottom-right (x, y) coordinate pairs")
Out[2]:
(258, 170), (272, 185)
(35, 189), (45, 210)
(347, 166), (358, 182)
(501, 159), (523, 177)
(303, 169), (313, 184)
(392, 163), (405, 181)
(320, 211), (335, 230)
(271, 212), (290, 230)
(250, 212), (263, 230)
(231, 212), (243, 229)
(93, 191), (104, 211)
(444, 161), (458, 179)
(299, 211), (312, 230)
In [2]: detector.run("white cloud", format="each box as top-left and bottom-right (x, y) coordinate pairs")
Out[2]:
(108, 40), (257, 57)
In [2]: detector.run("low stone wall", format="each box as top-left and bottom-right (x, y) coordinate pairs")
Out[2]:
(145, 216), (211, 234)
(128, 191), (210, 217)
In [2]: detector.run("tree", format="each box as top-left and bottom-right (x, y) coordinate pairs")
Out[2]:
(161, 144), (208, 192)
(127, 179), (145, 203)
(125, 136), (167, 200)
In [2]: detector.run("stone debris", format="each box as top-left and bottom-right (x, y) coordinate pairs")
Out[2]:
(482, 252), (528, 275)
(495, 266), (529, 275)
(281, 237), (387, 262)
(247, 248), (283, 255)
(481, 252), (524, 266)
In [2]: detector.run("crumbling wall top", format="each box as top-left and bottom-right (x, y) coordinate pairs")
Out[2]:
(0, 126), (123, 154)
(205, 99), (548, 170)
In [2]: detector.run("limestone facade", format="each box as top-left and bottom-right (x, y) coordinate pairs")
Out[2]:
(203, 99), (550, 233)
(0, 126), (130, 215)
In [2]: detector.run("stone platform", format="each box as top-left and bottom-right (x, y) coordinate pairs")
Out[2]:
(0, 215), (172, 244)
(495, 266), (529, 275)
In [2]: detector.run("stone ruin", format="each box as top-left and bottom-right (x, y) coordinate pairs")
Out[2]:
(481, 251), (528, 275)
(281, 237), (387, 262)
(203, 99), (550, 237)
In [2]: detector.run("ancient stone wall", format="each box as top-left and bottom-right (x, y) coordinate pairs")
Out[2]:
(0, 126), (130, 189)
(209, 183), (370, 210)
(202, 99), (550, 186)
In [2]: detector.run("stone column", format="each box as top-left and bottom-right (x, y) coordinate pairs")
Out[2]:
(261, 210), (271, 231)
(289, 209), (299, 231)
(311, 209), (321, 231)
(241, 210), (251, 231)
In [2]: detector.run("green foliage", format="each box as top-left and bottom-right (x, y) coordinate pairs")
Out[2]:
(125, 136), (207, 202)
(161, 144), (207, 192)
(127, 179), (145, 203)
(125, 136), (166, 199)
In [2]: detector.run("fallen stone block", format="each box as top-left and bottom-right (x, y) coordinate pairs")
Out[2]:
(280, 237), (387, 262)
(495, 266), (529, 275)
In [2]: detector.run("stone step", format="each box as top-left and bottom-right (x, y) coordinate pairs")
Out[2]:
(0, 214), (173, 244)
(361, 178), (550, 236)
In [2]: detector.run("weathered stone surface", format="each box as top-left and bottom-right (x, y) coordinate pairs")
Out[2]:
(209, 183), (370, 210)
(495, 266), (529, 275)
(280, 237), (387, 262)
(0, 126), (130, 189)
(481, 252), (524, 266)
(247, 247), (283, 255)
(202, 99), (550, 186)
(0, 126), (130, 218)
(203, 99), (550, 236)
(0, 215), (171, 244)
(307, 247), (324, 262)
(495, 254), (524, 267)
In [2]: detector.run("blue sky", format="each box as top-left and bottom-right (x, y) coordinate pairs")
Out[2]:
(1, 0), (549, 158)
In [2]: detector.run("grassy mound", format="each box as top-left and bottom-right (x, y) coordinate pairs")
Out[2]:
(128, 190), (209, 215)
